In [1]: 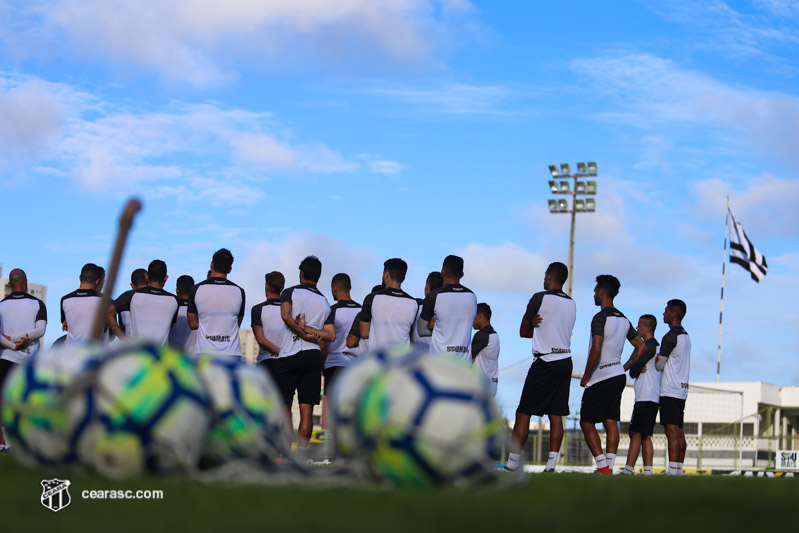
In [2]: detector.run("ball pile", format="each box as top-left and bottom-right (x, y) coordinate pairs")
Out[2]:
(1, 340), (288, 478)
(329, 346), (504, 487)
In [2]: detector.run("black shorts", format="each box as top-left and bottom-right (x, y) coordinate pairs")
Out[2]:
(271, 350), (323, 406)
(580, 374), (626, 424)
(660, 396), (686, 428)
(257, 358), (279, 383)
(517, 357), (572, 417)
(629, 401), (659, 439)
(0, 359), (18, 390)
(323, 366), (345, 397)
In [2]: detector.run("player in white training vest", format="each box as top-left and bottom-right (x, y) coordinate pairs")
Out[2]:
(187, 248), (245, 357)
(620, 314), (660, 476)
(322, 273), (362, 397)
(346, 284), (383, 354)
(115, 268), (148, 338)
(411, 271), (443, 351)
(0, 269), (47, 451)
(580, 275), (646, 474)
(251, 271), (286, 380)
(108, 260), (179, 346)
(360, 259), (418, 350)
(61, 263), (107, 345)
(417, 255), (477, 362)
(276, 255), (335, 457)
(169, 275), (197, 353)
(656, 299), (691, 476)
(471, 302), (499, 396)
(506, 262), (576, 473)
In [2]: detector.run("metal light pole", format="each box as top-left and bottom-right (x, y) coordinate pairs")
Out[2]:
(547, 162), (598, 297)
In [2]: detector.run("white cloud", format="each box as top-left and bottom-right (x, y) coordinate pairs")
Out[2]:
(9, 0), (477, 86)
(572, 53), (799, 164)
(367, 82), (532, 116)
(459, 242), (548, 293)
(0, 81), (63, 153)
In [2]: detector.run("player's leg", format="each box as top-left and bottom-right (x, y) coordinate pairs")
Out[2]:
(664, 424), (680, 475)
(677, 428), (687, 474)
(296, 350), (323, 455)
(546, 414), (564, 469)
(580, 384), (611, 473)
(642, 436), (654, 474)
(506, 412), (531, 471)
(623, 431), (642, 474)
(603, 419), (619, 469)
(544, 358), (571, 471)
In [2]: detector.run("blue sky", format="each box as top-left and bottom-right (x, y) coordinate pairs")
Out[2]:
(1, 0), (798, 416)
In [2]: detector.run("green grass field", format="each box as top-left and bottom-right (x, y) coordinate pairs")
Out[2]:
(1, 455), (796, 532)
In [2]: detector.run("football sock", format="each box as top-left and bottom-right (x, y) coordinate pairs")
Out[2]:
(505, 452), (520, 471)
(644, 466), (653, 476)
(544, 452), (559, 471)
(667, 462), (679, 476)
(594, 454), (608, 469)
(606, 453), (617, 470)
(622, 465), (634, 474)
(677, 462), (684, 475)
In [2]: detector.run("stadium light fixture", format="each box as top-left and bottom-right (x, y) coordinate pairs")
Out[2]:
(545, 161), (598, 298)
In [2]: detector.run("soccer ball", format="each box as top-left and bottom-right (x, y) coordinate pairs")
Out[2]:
(69, 340), (210, 478)
(328, 344), (419, 458)
(355, 352), (503, 486)
(1, 344), (103, 469)
(195, 355), (288, 465)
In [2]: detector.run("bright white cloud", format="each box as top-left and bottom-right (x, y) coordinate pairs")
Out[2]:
(10, 0), (475, 86)
(572, 53), (799, 164)
(459, 242), (548, 293)
(0, 81), (63, 153)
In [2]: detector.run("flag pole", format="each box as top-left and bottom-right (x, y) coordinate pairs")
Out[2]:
(716, 196), (730, 383)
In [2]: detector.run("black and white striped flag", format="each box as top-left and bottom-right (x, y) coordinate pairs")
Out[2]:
(728, 208), (768, 282)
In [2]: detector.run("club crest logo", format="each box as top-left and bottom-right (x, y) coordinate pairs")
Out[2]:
(40, 479), (71, 512)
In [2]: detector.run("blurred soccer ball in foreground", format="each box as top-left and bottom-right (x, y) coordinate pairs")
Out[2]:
(196, 355), (288, 465)
(70, 341), (210, 478)
(1, 344), (102, 468)
(355, 352), (503, 486)
(328, 344), (418, 458)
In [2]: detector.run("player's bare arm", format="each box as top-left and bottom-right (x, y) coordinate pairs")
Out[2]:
(360, 320), (371, 340)
(252, 325), (280, 355)
(623, 336), (647, 371)
(581, 334), (603, 387)
(281, 302), (314, 342)
(304, 323), (335, 343)
(187, 312), (199, 330)
(106, 303), (125, 339)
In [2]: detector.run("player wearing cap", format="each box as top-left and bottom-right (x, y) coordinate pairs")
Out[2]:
(275, 256), (335, 456)
(411, 272), (443, 351)
(417, 255), (477, 362)
(360, 259), (418, 350)
(620, 314), (660, 475)
(108, 260), (179, 346)
(61, 263), (106, 345)
(169, 275), (196, 353)
(187, 248), (246, 357)
(505, 262), (575, 472)
(0, 269), (47, 451)
(251, 271), (286, 380)
(471, 302), (499, 396)
(580, 275), (646, 474)
(322, 273), (362, 396)
(656, 299), (691, 476)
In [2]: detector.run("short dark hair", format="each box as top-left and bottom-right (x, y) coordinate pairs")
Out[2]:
(383, 258), (407, 283)
(176, 275), (195, 296)
(476, 302), (492, 321)
(595, 274), (621, 299)
(148, 259), (167, 283)
(371, 284), (384, 294)
(442, 255), (464, 278)
(265, 271), (285, 294)
(667, 299), (687, 321)
(547, 262), (568, 285)
(331, 273), (351, 292)
(299, 255), (322, 282)
(97, 266), (106, 282)
(212, 248), (234, 274)
(640, 314), (657, 332)
(130, 268), (148, 287)
(426, 271), (444, 292)
(80, 263), (101, 284)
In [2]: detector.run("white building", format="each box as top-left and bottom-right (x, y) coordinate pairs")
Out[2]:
(1, 278), (47, 303)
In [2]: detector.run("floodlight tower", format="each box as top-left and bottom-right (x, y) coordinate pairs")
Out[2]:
(547, 162), (598, 297)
